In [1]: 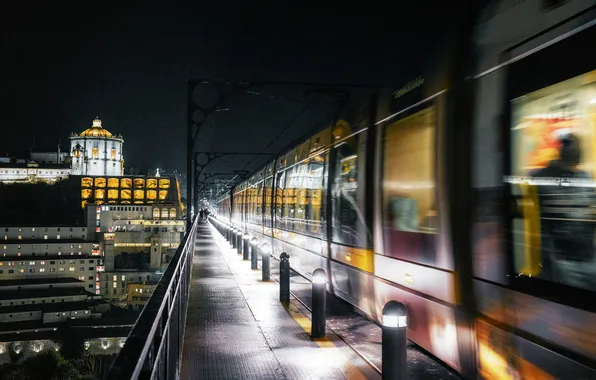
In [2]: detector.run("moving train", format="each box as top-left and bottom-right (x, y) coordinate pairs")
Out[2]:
(213, 1), (596, 378)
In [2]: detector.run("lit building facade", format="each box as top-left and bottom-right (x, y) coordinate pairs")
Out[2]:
(79, 176), (181, 210)
(70, 118), (124, 177)
(1, 226), (101, 294)
(88, 203), (184, 304)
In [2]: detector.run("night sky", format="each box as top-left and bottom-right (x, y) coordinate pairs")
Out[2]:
(1, 2), (460, 173)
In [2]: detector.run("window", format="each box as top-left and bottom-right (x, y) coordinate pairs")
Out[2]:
(382, 105), (438, 266)
(508, 69), (596, 292)
(153, 208), (160, 219)
(331, 133), (367, 247)
(161, 208), (169, 219)
(92, 147), (99, 159)
(283, 153), (327, 237)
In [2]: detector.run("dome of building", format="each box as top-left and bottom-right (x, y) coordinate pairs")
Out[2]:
(79, 118), (113, 138)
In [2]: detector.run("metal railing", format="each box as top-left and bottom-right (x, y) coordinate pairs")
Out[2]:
(104, 216), (199, 380)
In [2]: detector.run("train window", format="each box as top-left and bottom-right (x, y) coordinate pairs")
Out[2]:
(256, 182), (263, 225)
(508, 69), (596, 291)
(275, 170), (287, 230)
(282, 153), (328, 237)
(264, 177), (273, 227)
(331, 134), (367, 248)
(382, 105), (438, 266)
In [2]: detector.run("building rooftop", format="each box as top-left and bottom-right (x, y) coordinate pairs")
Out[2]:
(0, 277), (83, 287)
(75, 118), (120, 139)
(0, 163), (70, 169)
(0, 286), (94, 301)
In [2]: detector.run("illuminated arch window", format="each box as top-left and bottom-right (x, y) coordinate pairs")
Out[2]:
(161, 209), (169, 219)
(108, 178), (119, 188)
(134, 178), (145, 188)
(81, 189), (92, 199)
(134, 190), (144, 200)
(147, 179), (157, 189)
(159, 190), (168, 200)
(120, 178), (132, 188)
(82, 178), (93, 187)
(159, 179), (170, 189)
(153, 208), (160, 219)
(95, 189), (105, 200)
(95, 178), (106, 188)
(147, 190), (157, 201)
(169, 208), (176, 219)
(92, 147), (99, 159)
(120, 189), (131, 200)
(108, 189), (118, 200)
(111, 147), (117, 160)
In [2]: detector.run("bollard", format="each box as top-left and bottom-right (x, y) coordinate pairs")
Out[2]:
(250, 237), (258, 270)
(382, 301), (408, 380)
(279, 252), (290, 303)
(311, 268), (326, 338)
(261, 243), (271, 281)
(226, 226), (232, 242)
(231, 229), (237, 249)
(236, 230), (243, 254)
(243, 233), (250, 260)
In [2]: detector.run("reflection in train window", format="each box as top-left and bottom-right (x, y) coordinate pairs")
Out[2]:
(256, 182), (263, 225)
(264, 177), (273, 228)
(382, 106), (438, 266)
(332, 135), (367, 248)
(279, 153), (327, 238)
(275, 170), (286, 230)
(509, 70), (596, 291)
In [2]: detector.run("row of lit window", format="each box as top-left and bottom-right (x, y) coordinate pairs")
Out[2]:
(2, 252), (87, 258)
(3, 245), (84, 250)
(0, 266), (93, 274)
(108, 206), (149, 212)
(82, 177), (170, 189)
(4, 235), (85, 241)
(82, 189), (169, 200)
(0, 259), (94, 266)
(4, 227), (84, 233)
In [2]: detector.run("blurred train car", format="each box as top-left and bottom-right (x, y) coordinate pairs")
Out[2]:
(213, 1), (596, 378)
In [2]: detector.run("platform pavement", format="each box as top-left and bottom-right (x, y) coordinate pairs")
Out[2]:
(180, 223), (380, 380)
